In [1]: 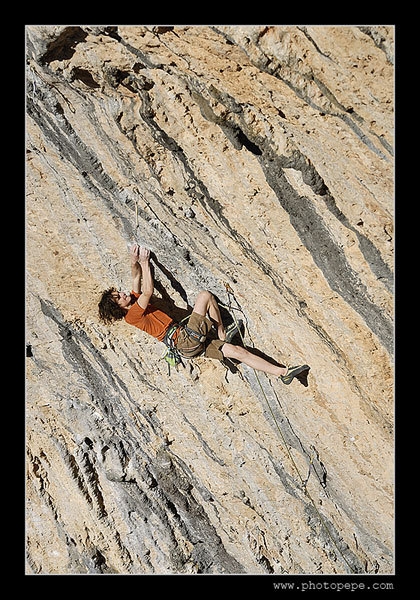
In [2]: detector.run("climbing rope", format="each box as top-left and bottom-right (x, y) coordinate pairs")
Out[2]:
(223, 282), (358, 574)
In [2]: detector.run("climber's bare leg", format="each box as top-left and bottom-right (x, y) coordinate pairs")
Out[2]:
(222, 343), (288, 377)
(193, 290), (226, 340)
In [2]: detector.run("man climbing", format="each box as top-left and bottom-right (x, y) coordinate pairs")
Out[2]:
(98, 244), (309, 384)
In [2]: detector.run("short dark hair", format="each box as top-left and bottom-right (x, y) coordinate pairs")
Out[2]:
(98, 287), (126, 325)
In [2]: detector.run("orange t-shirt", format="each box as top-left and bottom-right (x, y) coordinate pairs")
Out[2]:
(124, 291), (173, 342)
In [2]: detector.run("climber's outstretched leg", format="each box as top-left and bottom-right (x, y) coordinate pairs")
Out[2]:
(222, 343), (286, 376)
(222, 343), (310, 384)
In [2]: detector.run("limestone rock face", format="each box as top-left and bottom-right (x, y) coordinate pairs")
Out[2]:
(26, 25), (394, 575)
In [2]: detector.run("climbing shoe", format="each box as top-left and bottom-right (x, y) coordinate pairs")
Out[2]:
(225, 319), (243, 343)
(280, 364), (310, 385)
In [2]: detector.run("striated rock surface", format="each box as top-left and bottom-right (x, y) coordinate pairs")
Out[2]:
(26, 25), (394, 575)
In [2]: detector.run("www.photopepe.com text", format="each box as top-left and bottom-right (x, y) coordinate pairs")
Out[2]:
(273, 580), (394, 592)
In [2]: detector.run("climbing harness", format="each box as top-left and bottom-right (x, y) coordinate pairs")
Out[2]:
(222, 282), (357, 574)
(161, 316), (206, 376)
(183, 325), (207, 345)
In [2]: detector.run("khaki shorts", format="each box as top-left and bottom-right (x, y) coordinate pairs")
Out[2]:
(175, 312), (225, 360)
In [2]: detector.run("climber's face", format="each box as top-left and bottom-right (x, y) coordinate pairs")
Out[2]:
(112, 291), (132, 309)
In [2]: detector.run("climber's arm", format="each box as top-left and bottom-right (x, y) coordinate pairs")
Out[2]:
(137, 247), (154, 310)
(130, 244), (142, 294)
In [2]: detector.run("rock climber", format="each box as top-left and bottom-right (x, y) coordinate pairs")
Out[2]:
(98, 244), (309, 384)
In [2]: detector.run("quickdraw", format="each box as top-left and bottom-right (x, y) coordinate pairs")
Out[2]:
(161, 322), (183, 376)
